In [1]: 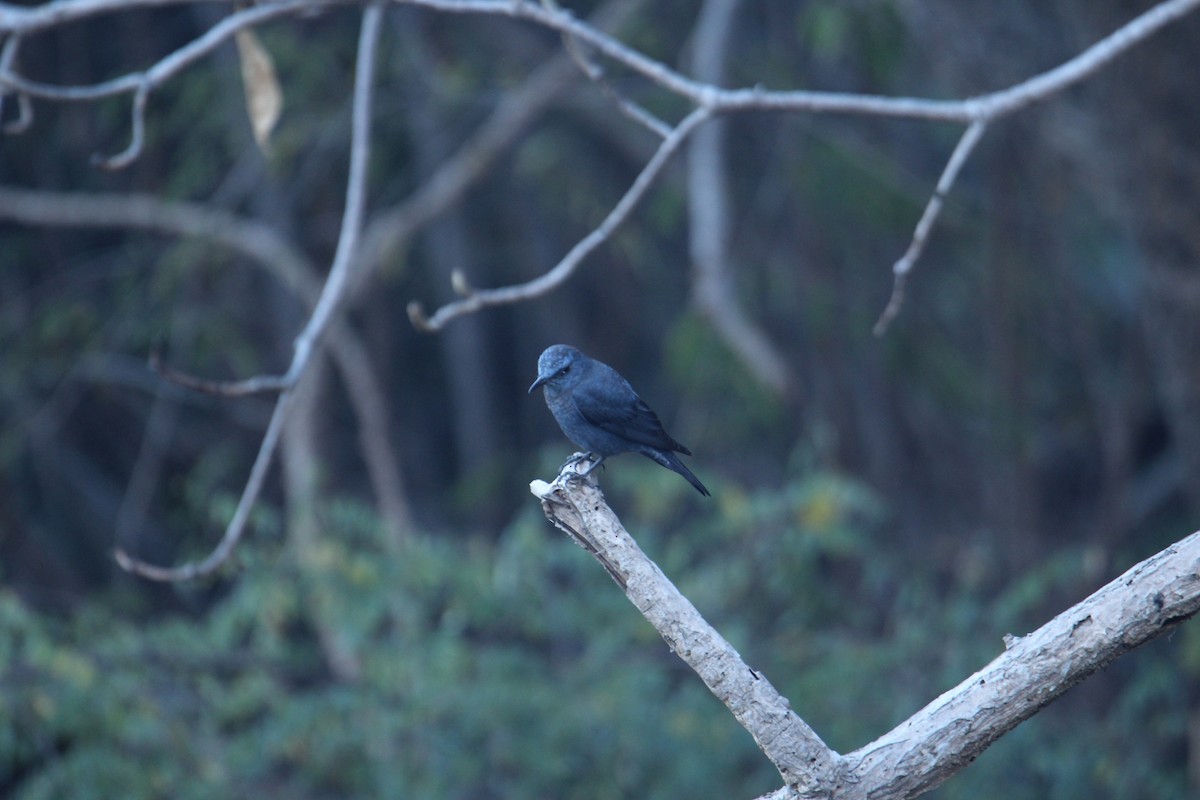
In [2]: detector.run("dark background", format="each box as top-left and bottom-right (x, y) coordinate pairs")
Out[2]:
(2, 1), (1198, 797)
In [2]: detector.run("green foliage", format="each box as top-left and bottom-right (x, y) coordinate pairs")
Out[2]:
(0, 496), (760, 799)
(2, 484), (1192, 798)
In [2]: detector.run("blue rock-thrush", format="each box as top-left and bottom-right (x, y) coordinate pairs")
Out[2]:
(528, 344), (710, 496)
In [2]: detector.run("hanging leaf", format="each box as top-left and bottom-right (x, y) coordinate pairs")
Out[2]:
(235, 27), (282, 153)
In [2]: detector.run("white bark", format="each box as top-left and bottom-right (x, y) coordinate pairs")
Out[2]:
(533, 469), (1200, 799)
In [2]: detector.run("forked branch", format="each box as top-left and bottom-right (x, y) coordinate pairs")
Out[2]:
(533, 469), (1200, 799)
(403, 0), (1200, 331)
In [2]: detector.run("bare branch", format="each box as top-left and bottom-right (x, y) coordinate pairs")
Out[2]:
(1, 0), (1192, 566)
(972, 0), (1200, 118)
(413, 0), (1200, 122)
(116, 3), (385, 581)
(534, 468), (1200, 798)
(397, 0), (1200, 330)
(0, 187), (317, 297)
(284, 4), (380, 387)
(2, 3), (313, 101)
(408, 105), (711, 331)
(578, 60), (671, 138)
(0, 0), (250, 36)
(873, 120), (987, 336)
(531, 470), (845, 795)
(148, 351), (290, 396)
(841, 529), (1200, 799)
(404, 0), (715, 104)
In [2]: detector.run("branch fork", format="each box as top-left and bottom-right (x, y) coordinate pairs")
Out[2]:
(531, 472), (1200, 798)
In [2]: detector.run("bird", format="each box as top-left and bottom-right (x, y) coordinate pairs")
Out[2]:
(528, 344), (710, 496)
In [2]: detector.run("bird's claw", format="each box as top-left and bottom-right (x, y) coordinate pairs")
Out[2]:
(557, 452), (604, 482)
(559, 451), (593, 471)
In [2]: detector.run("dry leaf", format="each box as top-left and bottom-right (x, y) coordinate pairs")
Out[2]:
(235, 28), (282, 153)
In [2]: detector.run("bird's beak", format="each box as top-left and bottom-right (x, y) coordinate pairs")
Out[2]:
(528, 375), (546, 394)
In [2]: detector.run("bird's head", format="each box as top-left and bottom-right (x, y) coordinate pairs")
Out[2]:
(528, 344), (583, 394)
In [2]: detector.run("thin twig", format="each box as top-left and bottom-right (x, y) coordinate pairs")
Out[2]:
(93, 80), (148, 169)
(0, 33), (32, 133)
(116, 3), (385, 581)
(408, 105), (711, 331)
(149, 351), (290, 396)
(873, 120), (987, 335)
(548, 0), (670, 139)
(3, 91), (30, 133)
(114, 390), (297, 580)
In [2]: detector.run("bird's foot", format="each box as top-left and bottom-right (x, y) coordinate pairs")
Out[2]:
(577, 455), (606, 477)
(559, 451), (592, 470)
(557, 452), (604, 482)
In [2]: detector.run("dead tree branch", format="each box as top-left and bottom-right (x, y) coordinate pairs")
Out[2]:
(533, 470), (1200, 799)
(840, 529), (1200, 798)
(531, 469), (845, 796)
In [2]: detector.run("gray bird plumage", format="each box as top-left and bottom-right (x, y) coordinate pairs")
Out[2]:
(528, 344), (710, 496)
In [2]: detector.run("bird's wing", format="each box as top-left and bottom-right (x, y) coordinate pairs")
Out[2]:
(571, 376), (686, 453)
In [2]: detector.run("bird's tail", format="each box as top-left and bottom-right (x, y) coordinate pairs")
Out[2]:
(647, 450), (710, 497)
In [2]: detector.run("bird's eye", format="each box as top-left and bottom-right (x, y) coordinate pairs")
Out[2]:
(558, 365), (570, 376)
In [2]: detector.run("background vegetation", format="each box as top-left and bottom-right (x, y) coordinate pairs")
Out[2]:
(2, 1), (1199, 797)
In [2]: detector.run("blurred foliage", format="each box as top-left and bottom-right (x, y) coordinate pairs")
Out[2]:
(2, 484), (1196, 799)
